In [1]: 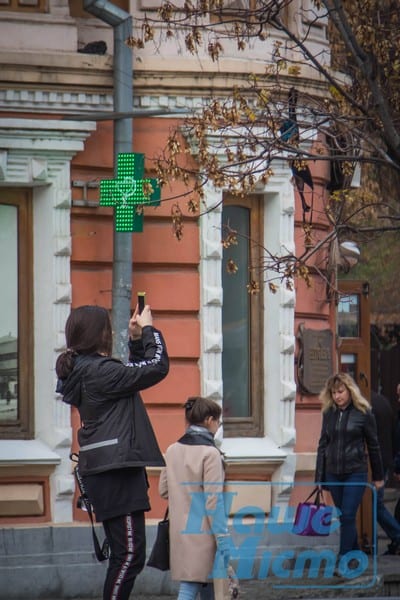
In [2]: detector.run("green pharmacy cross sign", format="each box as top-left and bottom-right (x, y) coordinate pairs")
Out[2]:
(100, 153), (161, 232)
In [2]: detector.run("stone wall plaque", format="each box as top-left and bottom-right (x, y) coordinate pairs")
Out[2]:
(297, 324), (334, 395)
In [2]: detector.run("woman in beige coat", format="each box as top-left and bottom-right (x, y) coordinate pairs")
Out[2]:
(159, 396), (229, 600)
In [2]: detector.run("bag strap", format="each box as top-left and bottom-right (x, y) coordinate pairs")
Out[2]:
(304, 486), (325, 505)
(70, 453), (110, 562)
(163, 507), (169, 520)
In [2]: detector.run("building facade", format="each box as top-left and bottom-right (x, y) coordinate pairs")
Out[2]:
(0, 0), (336, 596)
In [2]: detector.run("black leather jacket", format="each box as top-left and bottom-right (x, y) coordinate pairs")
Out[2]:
(57, 326), (169, 475)
(315, 403), (384, 483)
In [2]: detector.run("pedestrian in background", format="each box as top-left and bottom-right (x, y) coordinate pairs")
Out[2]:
(315, 373), (384, 564)
(393, 383), (400, 466)
(371, 389), (400, 555)
(393, 383), (400, 524)
(159, 396), (230, 600)
(56, 303), (169, 600)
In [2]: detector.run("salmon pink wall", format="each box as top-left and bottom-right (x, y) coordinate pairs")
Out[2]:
(295, 409), (323, 452)
(293, 152), (335, 459)
(70, 119), (202, 518)
(69, 121), (336, 518)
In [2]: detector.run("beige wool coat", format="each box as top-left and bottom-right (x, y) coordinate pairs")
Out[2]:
(159, 441), (226, 582)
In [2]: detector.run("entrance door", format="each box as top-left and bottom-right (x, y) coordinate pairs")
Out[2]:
(337, 280), (371, 395)
(338, 280), (373, 552)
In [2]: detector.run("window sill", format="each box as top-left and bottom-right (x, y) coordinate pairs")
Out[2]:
(0, 439), (61, 466)
(221, 436), (286, 477)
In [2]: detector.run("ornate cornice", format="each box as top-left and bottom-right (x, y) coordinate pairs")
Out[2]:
(0, 118), (96, 185)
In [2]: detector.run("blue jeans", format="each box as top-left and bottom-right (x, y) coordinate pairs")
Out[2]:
(326, 471), (367, 557)
(377, 472), (400, 545)
(177, 582), (214, 600)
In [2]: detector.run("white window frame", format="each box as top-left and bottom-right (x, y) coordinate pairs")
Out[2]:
(199, 165), (297, 483)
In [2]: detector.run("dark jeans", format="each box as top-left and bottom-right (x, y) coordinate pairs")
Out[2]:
(102, 511), (146, 600)
(326, 471), (367, 557)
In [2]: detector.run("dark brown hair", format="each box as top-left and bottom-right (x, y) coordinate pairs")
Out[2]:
(183, 396), (222, 425)
(55, 305), (112, 379)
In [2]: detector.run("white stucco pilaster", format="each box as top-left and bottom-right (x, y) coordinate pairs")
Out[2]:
(0, 118), (96, 522)
(262, 165), (297, 500)
(199, 183), (224, 403)
(199, 165), (296, 486)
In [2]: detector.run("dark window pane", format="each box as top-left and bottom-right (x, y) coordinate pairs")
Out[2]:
(222, 205), (250, 417)
(340, 353), (357, 381)
(338, 294), (360, 338)
(0, 204), (18, 422)
(0, 0), (47, 10)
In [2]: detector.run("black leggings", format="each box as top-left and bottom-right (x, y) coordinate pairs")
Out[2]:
(102, 511), (146, 600)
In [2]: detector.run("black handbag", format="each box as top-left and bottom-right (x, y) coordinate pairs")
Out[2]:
(147, 508), (170, 571)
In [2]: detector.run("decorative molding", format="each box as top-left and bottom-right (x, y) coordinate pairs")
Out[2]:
(0, 151), (7, 180)
(198, 162), (296, 480)
(0, 483), (44, 517)
(0, 89), (206, 116)
(225, 459), (284, 478)
(54, 236), (72, 257)
(0, 89), (113, 114)
(30, 158), (48, 181)
(55, 283), (72, 304)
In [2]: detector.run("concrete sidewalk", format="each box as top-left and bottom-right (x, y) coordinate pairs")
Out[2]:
(10, 490), (400, 600)
(43, 552), (400, 599)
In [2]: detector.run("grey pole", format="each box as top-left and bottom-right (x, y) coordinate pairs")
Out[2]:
(83, 0), (133, 361)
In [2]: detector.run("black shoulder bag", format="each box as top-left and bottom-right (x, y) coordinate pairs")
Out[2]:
(147, 507), (170, 571)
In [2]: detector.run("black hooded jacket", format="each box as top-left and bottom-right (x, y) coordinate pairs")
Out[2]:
(315, 402), (384, 483)
(57, 325), (168, 476)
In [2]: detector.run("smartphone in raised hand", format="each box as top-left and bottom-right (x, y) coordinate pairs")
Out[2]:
(137, 292), (146, 314)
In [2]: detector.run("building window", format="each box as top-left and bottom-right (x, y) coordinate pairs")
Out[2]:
(337, 294), (360, 338)
(68, 0), (128, 18)
(0, 190), (33, 438)
(0, 0), (47, 12)
(209, 0), (288, 26)
(222, 194), (264, 436)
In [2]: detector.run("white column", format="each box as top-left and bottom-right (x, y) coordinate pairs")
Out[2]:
(0, 118), (96, 522)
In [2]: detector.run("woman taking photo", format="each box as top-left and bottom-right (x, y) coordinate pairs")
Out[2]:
(56, 303), (168, 600)
(315, 372), (384, 565)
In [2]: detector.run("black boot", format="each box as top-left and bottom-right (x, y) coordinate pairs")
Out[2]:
(383, 541), (400, 555)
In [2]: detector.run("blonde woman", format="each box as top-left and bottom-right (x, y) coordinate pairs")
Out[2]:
(315, 373), (384, 561)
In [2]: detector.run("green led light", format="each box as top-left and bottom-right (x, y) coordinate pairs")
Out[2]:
(99, 153), (161, 232)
